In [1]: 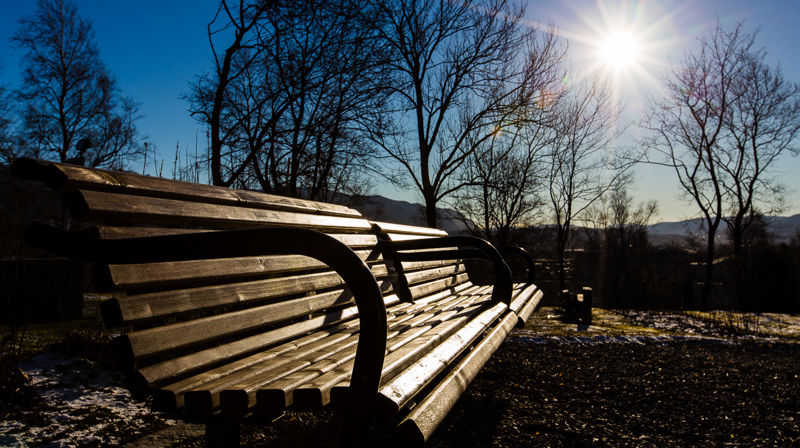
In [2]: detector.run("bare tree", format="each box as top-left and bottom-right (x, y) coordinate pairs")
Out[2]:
(454, 104), (557, 246)
(584, 179), (658, 307)
(12, 0), (142, 168)
(0, 70), (18, 164)
(189, 0), (273, 187)
(452, 32), (566, 244)
(719, 26), (800, 256)
(644, 20), (800, 307)
(251, 0), (388, 201)
(546, 77), (627, 292)
(189, 0), (388, 201)
(371, 0), (559, 227)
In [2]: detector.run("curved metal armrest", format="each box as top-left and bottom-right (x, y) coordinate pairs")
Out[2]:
(378, 235), (512, 305)
(25, 222), (386, 440)
(499, 246), (535, 284)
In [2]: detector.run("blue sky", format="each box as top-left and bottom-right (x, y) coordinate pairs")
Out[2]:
(1, 0), (799, 221)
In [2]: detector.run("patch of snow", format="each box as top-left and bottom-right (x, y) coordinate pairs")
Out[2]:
(1, 353), (176, 447)
(512, 333), (740, 346)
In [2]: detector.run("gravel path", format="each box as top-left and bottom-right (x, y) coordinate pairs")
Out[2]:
(429, 337), (799, 447)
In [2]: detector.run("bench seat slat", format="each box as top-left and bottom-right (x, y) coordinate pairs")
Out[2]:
(169, 301), (422, 412)
(68, 189), (372, 231)
(396, 311), (519, 446)
(254, 293), (490, 412)
(188, 285), (529, 418)
(214, 295), (473, 414)
(158, 303), (423, 410)
(375, 301), (509, 418)
(105, 267), (391, 326)
(509, 284), (543, 326)
(207, 313), (422, 414)
(185, 336), (363, 415)
(409, 282), (480, 306)
(290, 298), (491, 411)
(156, 329), (358, 410)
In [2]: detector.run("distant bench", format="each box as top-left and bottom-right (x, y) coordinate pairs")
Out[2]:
(12, 158), (542, 447)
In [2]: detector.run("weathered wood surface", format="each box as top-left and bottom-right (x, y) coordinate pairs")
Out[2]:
(102, 249), (382, 290)
(67, 190), (371, 231)
(103, 265), (390, 326)
(370, 221), (447, 237)
(396, 311), (519, 444)
(12, 158), (360, 217)
(376, 300), (509, 417)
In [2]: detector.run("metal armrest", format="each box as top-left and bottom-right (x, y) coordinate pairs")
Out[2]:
(24, 222), (386, 442)
(378, 235), (512, 305)
(499, 246), (535, 284)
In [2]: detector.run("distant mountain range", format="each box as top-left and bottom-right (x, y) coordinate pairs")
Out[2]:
(350, 193), (800, 245)
(646, 214), (800, 245)
(348, 195), (470, 234)
(647, 214), (800, 244)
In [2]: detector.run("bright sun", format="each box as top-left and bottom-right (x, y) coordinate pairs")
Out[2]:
(549, 0), (679, 107)
(600, 31), (638, 70)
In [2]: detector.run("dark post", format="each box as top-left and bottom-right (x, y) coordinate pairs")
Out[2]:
(579, 286), (593, 325)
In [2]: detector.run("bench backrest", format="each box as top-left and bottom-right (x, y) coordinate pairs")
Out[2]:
(371, 221), (476, 302)
(12, 160), (398, 391)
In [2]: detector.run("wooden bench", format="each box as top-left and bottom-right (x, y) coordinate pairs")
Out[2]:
(11, 158), (543, 446)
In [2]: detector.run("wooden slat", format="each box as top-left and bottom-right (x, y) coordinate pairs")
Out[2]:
(383, 233), (436, 242)
(184, 333), (362, 415)
(136, 293), (401, 386)
(217, 293), (475, 414)
(67, 190), (372, 231)
(102, 250), (383, 290)
(299, 297), (492, 410)
(375, 301), (508, 417)
(416, 284), (492, 308)
(371, 221), (448, 237)
(407, 273), (471, 300)
(124, 280), (394, 360)
(155, 328), (357, 410)
(404, 264), (466, 286)
(104, 266), (389, 325)
(39, 161), (362, 217)
(400, 259), (462, 272)
(511, 285), (543, 326)
(396, 312), (519, 445)
(96, 226), (215, 238)
(263, 295), (490, 412)
(131, 304), (358, 364)
(95, 227), (379, 248)
(211, 303), (430, 415)
(410, 282), (482, 306)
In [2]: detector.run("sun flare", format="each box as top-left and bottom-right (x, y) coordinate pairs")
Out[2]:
(600, 31), (638, 70)
(539, 0), (682, 114)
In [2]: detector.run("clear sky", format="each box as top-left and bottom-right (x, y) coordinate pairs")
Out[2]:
(1, 0), (799, 222)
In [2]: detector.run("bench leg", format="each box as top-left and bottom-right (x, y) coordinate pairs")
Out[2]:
(205, 416), (241, 448)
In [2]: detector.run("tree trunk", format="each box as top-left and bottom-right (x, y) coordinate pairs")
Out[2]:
(423, 190), (438, 228)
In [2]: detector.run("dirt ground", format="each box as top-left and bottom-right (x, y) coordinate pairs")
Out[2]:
(2, 307), (799, 447)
